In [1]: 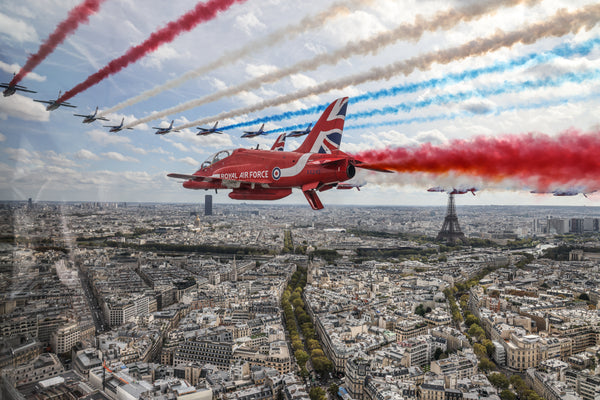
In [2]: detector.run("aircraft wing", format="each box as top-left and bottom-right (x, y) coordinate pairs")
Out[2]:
(33, 99), (52, 105)
(62, 103), (77, 108)
(1, 84), (36, 93)
(167, 173), (214, 181)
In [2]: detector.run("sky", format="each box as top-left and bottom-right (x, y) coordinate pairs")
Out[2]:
(1, 0), (600, 209)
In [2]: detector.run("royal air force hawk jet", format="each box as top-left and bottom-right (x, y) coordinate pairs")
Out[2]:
(73, 106), (110, 123)
(34, 90), (76, 111)
(1, 74), (37, 97)
(287, 123), (312, 138)
(168, 97), (391, 209)
(197, 122), (223, 136)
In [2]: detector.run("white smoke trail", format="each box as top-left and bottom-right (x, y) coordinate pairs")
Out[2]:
(126, 0), (541, 128)
(97, 0), (374, 119)
(175, 3), (600, 130)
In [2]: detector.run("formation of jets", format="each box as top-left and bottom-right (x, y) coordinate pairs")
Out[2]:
(5, 75), (597, 208)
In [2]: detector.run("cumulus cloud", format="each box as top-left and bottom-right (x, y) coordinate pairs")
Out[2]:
(101, 152), (139, 163)
(0, 61), (46, 82)
(86, 129), (131, 146)
(170, 156), (198, 166)
(0, 132), (5, 142)
(75, 149), (101, 160)
(0, 12), (37, 42)
(0, 94), (49, 121)
(341, 129), (449, 153)
(235, 12), (265, 35)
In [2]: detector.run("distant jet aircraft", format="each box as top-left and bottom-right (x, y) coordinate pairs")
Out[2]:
(168, 98), (392, 210)
(428, 186), (477, 195)
(73, 106), (109, 123)
(531, 188), (597, 198)
(153, 120), (180, 135)
(104, 117), (133, 133)
(197, 121), (223, 136)
(287, 123), (312, 138)
(271, 133), (286, 151)
(1, 75), (36, 97)
(241, 124), (266, 138)
(337, 183), (364, 191)
(34, 90), (76, 111)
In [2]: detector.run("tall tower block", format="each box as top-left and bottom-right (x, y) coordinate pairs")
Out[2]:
(204, 194), (213, 216)
(437, 193), (467, 244)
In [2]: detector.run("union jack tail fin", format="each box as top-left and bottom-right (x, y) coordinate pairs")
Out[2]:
(295, 97), (348, 154)
(271, 133), (286, 151)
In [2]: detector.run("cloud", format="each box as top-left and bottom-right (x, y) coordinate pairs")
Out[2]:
(75, 149), (101, 160)
(0, 94), (49, 121)
(0, 132), (5, 142)
(170, 156), (198, 166)
(45, 151), (77, 168)
(341, 129), (449, 153)
(246, 64), (279, 79)
(101, 152), (139, 163)
(235, 12), (266, 35)
(141, 44), (187, 70)
(86, 129), (131, 146)
(0, 12), (37, 42)
(0, 61), (46, 82)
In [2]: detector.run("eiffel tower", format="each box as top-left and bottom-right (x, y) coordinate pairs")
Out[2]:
(437, 193), (467, 244)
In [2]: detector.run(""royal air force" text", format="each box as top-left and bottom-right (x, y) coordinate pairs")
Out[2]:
(218, 170), (270, 180)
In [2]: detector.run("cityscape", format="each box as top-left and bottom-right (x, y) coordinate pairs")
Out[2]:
(1, 197), (600, 400)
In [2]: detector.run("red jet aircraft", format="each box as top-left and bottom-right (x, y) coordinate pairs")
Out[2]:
(168, 97), (390, 209)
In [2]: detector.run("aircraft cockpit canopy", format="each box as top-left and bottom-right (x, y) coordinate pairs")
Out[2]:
(200, 149), (233, 169)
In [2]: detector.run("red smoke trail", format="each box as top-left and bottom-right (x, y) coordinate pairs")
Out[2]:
(353, 129), (600, 191)
(57, 0), (246, 103)
(10, 0), (105, 86)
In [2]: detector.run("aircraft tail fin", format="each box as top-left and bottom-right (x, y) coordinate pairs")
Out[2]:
(295, 97), (348, 154)
(271, 133), (286, 151)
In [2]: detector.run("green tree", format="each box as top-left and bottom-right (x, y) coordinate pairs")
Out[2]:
(292, 339), (304, 351)
(579, 292), (590, 301)
(328, 383), (339, 399)
(478, 357), (496, 372)
(488, 373), (509, 390)
(433, 347), (444, 360)
(295, 349), (309, 366)
(465, 313), (479, 327)
(500, 390), (516, 400)
(473, 343), (487, 359)
(311, 349), (325, 359)
(309, 387), (327, 400)
(482, 339), (495, 357)
(468, 324), (486, 342)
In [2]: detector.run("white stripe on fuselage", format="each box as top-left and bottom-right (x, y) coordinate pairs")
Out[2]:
(280, 153), (312, 178)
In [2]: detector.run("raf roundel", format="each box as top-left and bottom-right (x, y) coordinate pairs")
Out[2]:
(272, 167), (281, 180)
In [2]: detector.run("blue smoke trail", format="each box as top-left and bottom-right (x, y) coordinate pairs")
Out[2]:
(266, 68), (600, 134)
(344, 92), (600, 131)
(226, 37), (600, 134)
(347, 69), (600, 120)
